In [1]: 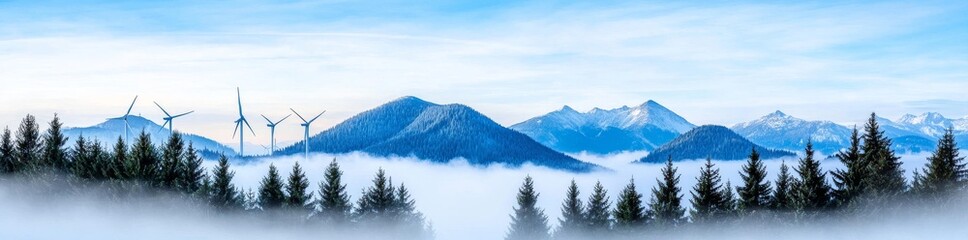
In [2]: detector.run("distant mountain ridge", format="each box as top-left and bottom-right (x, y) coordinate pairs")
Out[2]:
(64, 116), (236, 158)
(638, 125), (795, 163)
(276, 96), (599, 172)
(510, 100), (696, 154)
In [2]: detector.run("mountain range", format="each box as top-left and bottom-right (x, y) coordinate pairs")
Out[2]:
(275, 96), (599, 172)
(63, 116), (236, 158)
(638, 125), (795, 163)
(509, 100), (695, 154)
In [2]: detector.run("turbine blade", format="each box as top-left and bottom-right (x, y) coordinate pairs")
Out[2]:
(261, 114), (273, 124)
(276, 114), (292, 125)
(243, 118), (257, 136)
(236, 87), (243, 116)
(290, 108), (308, 122)
(126, 95), (138, 116)
(157, 121), (170, 134)
(172, 111), (194, 118)
(308, 110), (326, 123)
(232, 121), (240, 139)
(153, 101), (170, 117)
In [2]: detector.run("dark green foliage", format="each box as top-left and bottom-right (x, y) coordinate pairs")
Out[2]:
(792, 142), (832, 212)
(70, 136), (93, 179)
(862, 113), (906, 195)
(393, 183), (429, 238)
(506, 176), (550, 240)
(158, 132), (185, 190)
(109, 137), (128, 180)
(128, 131), (160, 183)
(584, 181), (611, 234)
(15, 114), (41, 171)
(209, 155), (242, 210)
(178, 144), (205, 194)
(915, 129), (966, 196)
(356, 168), (397, 224)
(318, 159), (352, 224)
(0, 128), (14, 173)
(720, 181), (737, 219)
(648, 157), (686, 228)
(832, 128), (866, 207)
(258, 164), (286, 210)
(772, 161), (794, 211)
(41, 114), (69, 171)
(613, 178), (644, 231)
(737, 148), (772, 212)
(554, 180), (585, 239)
(286, 162), (312, 213)
(690, 159), (728, 224)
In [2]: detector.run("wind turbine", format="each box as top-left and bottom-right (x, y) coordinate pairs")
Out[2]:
(261, 113), (291, 156)
(109, 95), (139, 143)
(153, 101), (194, 135)
(232, 88), (256, 158)
(290, 108), (325, 159)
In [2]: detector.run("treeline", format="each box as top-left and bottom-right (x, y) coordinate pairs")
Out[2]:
(506, 113), (967, 240)
(0, 114), (433, 239)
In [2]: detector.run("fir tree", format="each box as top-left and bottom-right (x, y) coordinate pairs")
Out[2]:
(128, 131), (160, 183)
(0, 128), (14, 174)
(158, 132), (185, 190)
(772, 161), (794, 211)
(178, 143), (205, 194)
(690, 158), (727, 224)
(554, 180), (585, 239)
(737, 148), (772, 212)
(70, 136), (92, 179)
(286, 161), (312, 214)
(506, 176), (550, 240)
(862, 113), (906, 195)
(210, 155), (242, 211)
(792, 142), (832, 212)
(720, 181), (737, 220)
(916, 129), (966, 196)
(88, 140), (108, 180)
(613, 178), (645, 231)
(41, 114), (69, 171)
(832, 128), (866, 206)
(356, 168), (397, 225)
(318, 159), (352, 225)
(14, 114), (41, 171)
(584, 181), (611, 234)
(109, 137), (128, 180)
(648, 158), (686, 228)
(258, 164), (287, 210)
(393, 183), (429, 238)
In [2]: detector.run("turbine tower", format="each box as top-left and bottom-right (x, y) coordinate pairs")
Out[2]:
(260, 113), (291, 156)
(290, 108), (325, 159)
(232, 87), (256, 158)
(154, 101), (194, 135)
(109, 95), (139, 143)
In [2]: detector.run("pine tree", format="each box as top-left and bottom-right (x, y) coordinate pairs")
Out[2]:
(584, 181), (611, 234)
(690, 158), (727, 224)
(862, 113), (906, 195)
(70, 136), (92, 179)
(286, 161), (311, 214)
(648, 158), (686, 228)
(210, 155), (242, 211)
(772, 161), (794, 211)
(158, 132), (185, 190)
(0, 128), (14, 174)
(258, 164), (287, 210)
(916, 129), (966, 196)
(393, 183), (429, 238)
(832, 128), (866, 207)
(506, 176), (550, 240)
(720, 181), (737, 220)
(41, 114), (69, 171)
(178, 143), (205, 194)
(613, 178), (645, 231)
(792, 142), (832, 213)
(737, 148), (772, 213)
(14, 114), (41, 171)
(318, 159), (352, 225)
(128, 131), (160, 183)
(554, 180), (585, 239)
(88, 140), (108, 180)
(109, 137), (128, 180)
(356, 168), (397, 225)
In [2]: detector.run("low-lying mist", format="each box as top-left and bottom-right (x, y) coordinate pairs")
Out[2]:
(1, 151), (962, 240)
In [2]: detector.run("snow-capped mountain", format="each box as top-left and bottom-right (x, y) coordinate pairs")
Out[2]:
(64, 116), (236, 158)
(877, 112), (968, 153)
(732, 111), (853, 154)
(276, 96), (599, 172)
(638, 125), (795, 163)
(510, 100), (696, 154)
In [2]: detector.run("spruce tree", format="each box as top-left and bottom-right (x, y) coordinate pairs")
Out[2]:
(916, 129), (966, 196)
(393, 183), (428, 238)
(506, 176), (550, 240)
(792, 142), (832, 212)
(772, 161), (794, 211)
(720, 181), (737, 220)
(258, 164), (287, 210)
(286, 161), (312, 214)
(41, 114), (69, 171)
(128, 131), (160, 183)
(832, 128), (866, 207)
(584, 181), (611, 234)
(88, 140), (108, 180)
(862, 113), (906, 195)
(70, 136), (92, 179)
(648, 158), (686, 228)
(14, 114), (41, 171)
(737, 148), (772, 212)
(158, 132), (185, 190)
(554, 180), (585, 239)
(318, 159), (352, 225)
(178, 143), (205, 194)
(109, 137), (128, 180)
(0, 128), (14, 174)
(356, 168), (397, 225)
(210, 155), (242, 211)
(613, 178), (645, 231)
(690, 158), (726, 224)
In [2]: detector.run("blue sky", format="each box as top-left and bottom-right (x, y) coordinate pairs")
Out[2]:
(1, 0), (967, 145)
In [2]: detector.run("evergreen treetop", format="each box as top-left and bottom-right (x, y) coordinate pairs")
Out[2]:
(506, 176), (550, 240)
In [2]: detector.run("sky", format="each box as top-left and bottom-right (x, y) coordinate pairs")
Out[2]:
(1, 0), (967, 146)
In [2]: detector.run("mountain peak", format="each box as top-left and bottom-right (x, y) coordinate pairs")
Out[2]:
(639, 125), (795, 163)
(766, 110), (789, 118)
(560, 105), (577, 113)
(898, 112), (949, 126)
